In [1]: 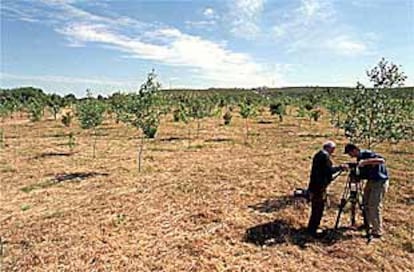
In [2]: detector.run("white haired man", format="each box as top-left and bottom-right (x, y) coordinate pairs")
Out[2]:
(307, 141), (348, 237)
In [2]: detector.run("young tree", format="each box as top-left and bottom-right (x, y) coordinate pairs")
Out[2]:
(342, 58), (408, 148)
(63, 93), (77, 108)
(0, 101), (10, 148)
(77, 90), (106, 158)
(296, 104), (307, 128)
(187, 97), (215, 139)
(27, 97), (44, 122)
(173, 101), (188, 123)
(108, 92), (128, 124)
(61, 112), (75, 153)
(47, 93), (65, 120)
(269, 101), (285, 122)
(223, 110), (232, 126)
(0, 97), (19, 148)
(307, 108), (322, 124)
(122, 69), (163, 172)
(325, 97), (347, 135)
(239, 98), (257, 144)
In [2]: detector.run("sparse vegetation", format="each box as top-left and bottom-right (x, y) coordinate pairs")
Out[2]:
(0, 59), (413, 271)
(76, 90), (106, 158)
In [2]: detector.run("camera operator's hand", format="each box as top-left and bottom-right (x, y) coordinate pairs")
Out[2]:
(340, 164), (349, 171)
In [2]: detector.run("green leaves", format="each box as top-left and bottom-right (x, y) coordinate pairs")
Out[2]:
(239, 98), (257, 119)
(269, 102), (285, 122)
(122, 70), (163, 138)
(0, 99), (15, 120)
(76, 91), (106, 158)
(342, 58), (411, 147)
(173, 102), (188, 123)
(47, 93), (65, 120)
(188, 97), (216, 120)
(27, 98), (44, 122)
(367, 58), (407, 88)
(77, 95), (106, 130)
(61, 112), (73, 128)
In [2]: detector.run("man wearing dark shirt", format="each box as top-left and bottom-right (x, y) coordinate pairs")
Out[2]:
(307, 141), (347, 237)
(344, 143), (389, 238)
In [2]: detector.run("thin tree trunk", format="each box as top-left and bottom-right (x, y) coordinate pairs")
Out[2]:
(138, 134), (144, 172)
(188, 123), (192, 148)
(336, 115), (340, 135)
(0, 128), (4, 148)
(93, 128), (97, 158)
(245, 118), (249, 144)
(197, 120), (200, 139)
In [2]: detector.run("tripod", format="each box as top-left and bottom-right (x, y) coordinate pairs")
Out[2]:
(334, 173), (371, 241)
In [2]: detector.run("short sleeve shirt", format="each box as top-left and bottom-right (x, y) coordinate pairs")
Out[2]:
(357, 149), (389, 181)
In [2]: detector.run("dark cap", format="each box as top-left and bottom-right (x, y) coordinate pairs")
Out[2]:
(344, 143), (358, 154)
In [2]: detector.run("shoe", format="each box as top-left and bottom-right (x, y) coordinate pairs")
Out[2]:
(372, 233), (383, 239)
(307, 230), (324, 239)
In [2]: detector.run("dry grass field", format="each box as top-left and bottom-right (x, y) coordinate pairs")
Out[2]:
(1, 110), (413, 271)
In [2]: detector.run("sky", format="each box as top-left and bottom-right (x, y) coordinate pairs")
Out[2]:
(1, 0), (413, 96)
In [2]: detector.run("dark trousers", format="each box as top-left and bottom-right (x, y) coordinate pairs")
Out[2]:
(307, 191), (326, 234)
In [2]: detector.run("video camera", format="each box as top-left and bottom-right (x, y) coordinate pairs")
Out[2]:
(347, 162), (360, 179)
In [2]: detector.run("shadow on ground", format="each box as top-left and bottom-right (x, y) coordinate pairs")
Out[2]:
(204, 138), (234, 143)
(33, 152), (72, 159)
(159, 136), (189, 142)
(54, 172), (109, 183)
(298, 133), (332, 138)
(248, 196), (296, 213)
(244, 219), (354, 248)
(257, 120), (273, 124)
(248, 195), (311, 213)
(249, 194), (338, 213)
(21, 172), (109, 193)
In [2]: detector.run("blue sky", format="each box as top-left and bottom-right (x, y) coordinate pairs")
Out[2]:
(1, 0), (413, 96)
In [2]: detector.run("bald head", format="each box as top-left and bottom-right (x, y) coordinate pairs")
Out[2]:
(323, 141), (336, 149)
(323, 141), (336, 155)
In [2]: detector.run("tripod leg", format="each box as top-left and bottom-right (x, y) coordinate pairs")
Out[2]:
(351, 201), (356, 226)
(334, 198), (348, 230)
(350, 192), (359, 226)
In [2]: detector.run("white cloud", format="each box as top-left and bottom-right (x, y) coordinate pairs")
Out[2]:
(299, 0), (335, 21)
(272, 0), (335, 40)
(0, 5), (40, 22)
(185, 20), (216, 28)
(57, 23), (282, 87)
(203, 7), (216, 18)
(228, 0), (266, 39)
(185, 7), (218, 30)
(270, 0), (372, 57)
(9, 1), (283, 87)
(272, 26), (285, 38)
(326, 35), (367, 56)
(350, 0), (378, 8)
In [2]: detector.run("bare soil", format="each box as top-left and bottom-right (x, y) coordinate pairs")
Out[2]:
(1, 111), (413, 271)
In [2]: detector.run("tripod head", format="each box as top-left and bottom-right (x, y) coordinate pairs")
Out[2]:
(346, 162), (361, 183)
